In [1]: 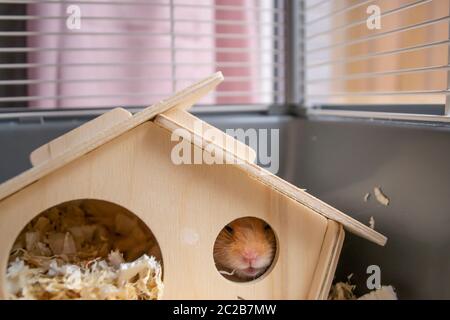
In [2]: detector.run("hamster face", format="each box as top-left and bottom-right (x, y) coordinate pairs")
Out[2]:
(214, 217), (276, 281)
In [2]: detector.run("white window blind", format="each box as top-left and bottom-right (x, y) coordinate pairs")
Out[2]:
(0, 0), (286, 109)
(303, 0), (450, 116)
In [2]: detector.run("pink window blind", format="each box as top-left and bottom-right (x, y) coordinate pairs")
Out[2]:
(22, 0), (285, 109)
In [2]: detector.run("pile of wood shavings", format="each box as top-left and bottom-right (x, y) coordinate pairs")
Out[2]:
(6, 201), (163, 300)
(374, 187), (390, 206)
(328, 279), (357, 300)
(7, 250), (163, 300)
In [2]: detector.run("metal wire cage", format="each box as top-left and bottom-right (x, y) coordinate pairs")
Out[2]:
(1, 0), (450, 123)
(0, 0), (287, 110)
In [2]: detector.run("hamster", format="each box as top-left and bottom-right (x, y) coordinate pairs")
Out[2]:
(213, 217), (276, 281)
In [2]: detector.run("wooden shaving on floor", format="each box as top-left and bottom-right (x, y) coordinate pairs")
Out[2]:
(6, 201), (163, 300)
(369, 216), (375, 229)
(374, 187), (390, 206)
(363, 193), (371, 202)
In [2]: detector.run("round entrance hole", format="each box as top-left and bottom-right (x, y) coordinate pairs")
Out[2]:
(213, 217), (278, 283)
(6, 199), (163, 300)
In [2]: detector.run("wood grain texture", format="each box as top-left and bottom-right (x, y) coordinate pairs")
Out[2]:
(30, 108), (132, 166)
(307, 220), (345, 300)
(155, 110), (387, 246)
(0, 72), (224, 202)
(0, 122), (330, 299)
(156, 108), (257, 163)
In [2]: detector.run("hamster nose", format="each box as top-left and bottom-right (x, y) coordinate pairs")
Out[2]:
(242, 250), (258, 264)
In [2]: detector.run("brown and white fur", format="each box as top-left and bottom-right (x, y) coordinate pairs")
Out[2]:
(213, 217), (276, 281)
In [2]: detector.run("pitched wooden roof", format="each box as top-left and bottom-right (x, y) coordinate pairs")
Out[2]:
(0, 72), (386, 246)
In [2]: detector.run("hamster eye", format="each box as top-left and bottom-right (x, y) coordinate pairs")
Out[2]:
(264, 223), (271, 231)
(225, 225), (234, 233)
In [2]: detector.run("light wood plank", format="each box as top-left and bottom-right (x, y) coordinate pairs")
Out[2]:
(156, 108), (257, 163)
(30, 108), (132, 166)
(308, 220), (345, 300)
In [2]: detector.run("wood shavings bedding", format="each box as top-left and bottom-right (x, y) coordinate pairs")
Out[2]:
(328, 281), (357, 300)
(7, 251), (163, 300)
(6, 201), (163, 300)
(374, 187), (390, 206)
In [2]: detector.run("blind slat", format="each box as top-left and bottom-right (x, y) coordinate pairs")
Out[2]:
(0, 47), (284, 54)
(0, 91), (286, 103)
(306, 0), (376, 25)
(0, 76), (284, 86)
(0, 59), (285, 69)
(306, 15), (449, 54)
(306, 64), (450, 83)
(305, 0), (334, 11)
(0, 1), (283, 12)
(0, 15), (283, 26)
(306, 40), (450, 68)
(304, 0), (450, 110)
(0, 31), (284, 40)
(306, 0), (430, 40)
(308, 90), (449, 98)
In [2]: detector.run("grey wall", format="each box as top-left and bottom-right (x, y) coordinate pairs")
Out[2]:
(0, 112), (449, 299)
(291, 117), (450, 299)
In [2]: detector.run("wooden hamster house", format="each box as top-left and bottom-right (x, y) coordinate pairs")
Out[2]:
(0, 72), (386, 300)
